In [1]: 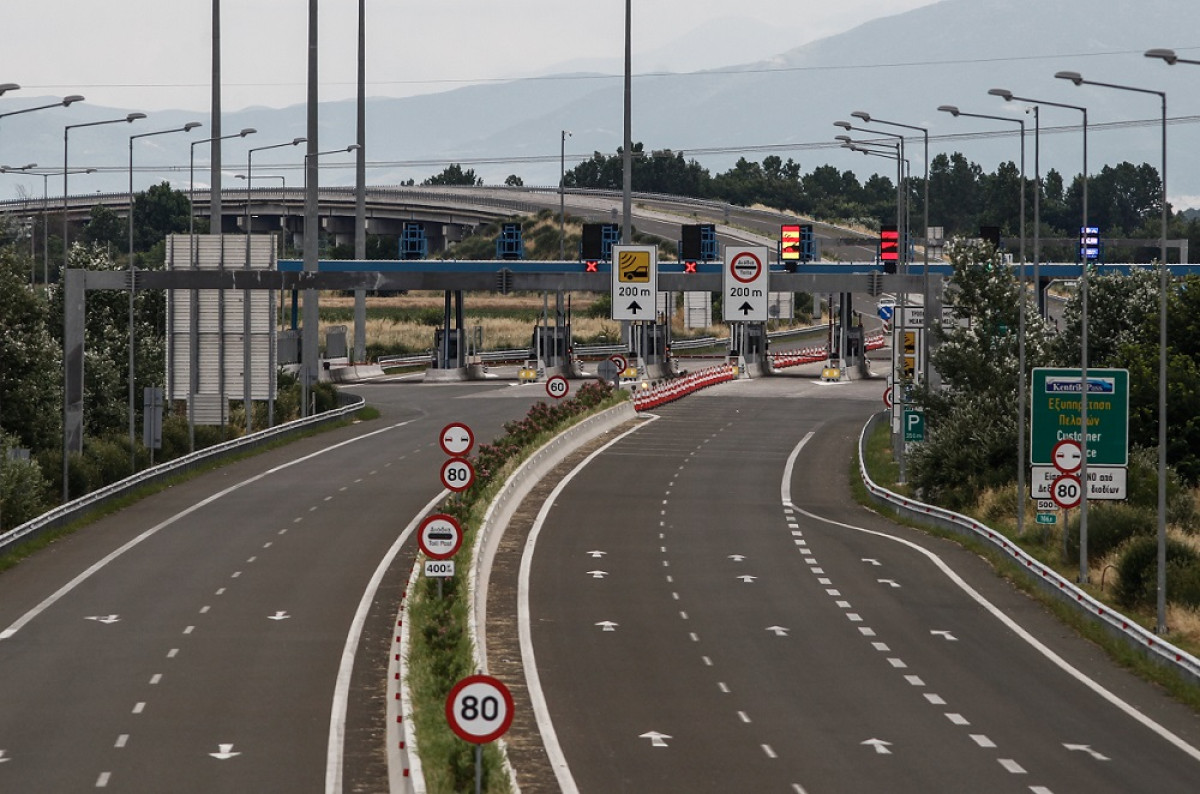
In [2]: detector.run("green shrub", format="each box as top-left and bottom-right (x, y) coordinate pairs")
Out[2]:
(1114, 535), (1199, 609)
(1066, 502), (1155, 563)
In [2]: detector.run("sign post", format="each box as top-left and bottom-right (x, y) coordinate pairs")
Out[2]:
(1030, 368), (1129, 499)
(610, 245), (657, 321)
(446, 674), (515, 794)
(722, 246), (769, 322)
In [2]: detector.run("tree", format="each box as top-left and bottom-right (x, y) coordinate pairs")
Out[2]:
(504, 174), (524, 187)
(0, 247), (60, 453)
(907, 238), (1056, 507)
(132, 182), (193, 253)
(82, 205), (126, 251)
(423, 164), (482, 187)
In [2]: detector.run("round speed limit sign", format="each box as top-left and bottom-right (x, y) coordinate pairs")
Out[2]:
(445, 674), (515, 744)
(440, 457), (475, 492)
(1050, 474), (1082, 510)
(546, 375), (569, 400)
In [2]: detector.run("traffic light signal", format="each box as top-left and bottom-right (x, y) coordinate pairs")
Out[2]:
(584, 260), (599, 272)
(781, 224), (801, 262)
(683, 260), (697, 274)
(680, 225), (704, 260)
(581, 224), (604, 260)
(880, 225), (899, 274)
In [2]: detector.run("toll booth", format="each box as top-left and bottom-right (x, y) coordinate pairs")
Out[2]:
(531, 324), (572, 369)
(729, 323), (767, 365)
(433, 327), (464, 369)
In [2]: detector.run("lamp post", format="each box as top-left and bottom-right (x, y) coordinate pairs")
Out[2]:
(992, 86), (1089, 579)
(852, 111), (932, 383)
(0, 83), (20, 96)
(237, 174), (287, 256)
(939, 104), (1029, 538)
(6, 167), (96, 284)
(128, 122), (202, 471)
(1067, 64), (1170, 633)
(560, 129), (572, 260)
(244, 138), (305, 434)
(186, 128), (256, 452)
(63, 113), (145, 275)
(61, 112), (145, 501)
(300, 144), (361, 416)
(0, 163), (37, 278)
(0, 94), (84, 130)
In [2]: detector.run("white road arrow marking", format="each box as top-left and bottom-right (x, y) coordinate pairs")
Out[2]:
(931, 630), (958, 641)
(765, 625), (790, 637)
(737, 575), (757, 583)
(86, 615), (121, 624)
(209, 743), (241, 760)
(877, 579), (901, 588)
(1064, 744), (1110, 761)
(587, 570), (609, 579)
(639, 731), (672, 747)
(0, 749), (10, 763)
(586, 550), (607, 558)
(862, 738), (893, 755)
(728, 554), (746, 562)
(595, 621), (619, 632)
(862, 558), (881, 566)
(267, 611), (290, 621)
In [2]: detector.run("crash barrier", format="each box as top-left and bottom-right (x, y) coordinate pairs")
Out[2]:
(0, 395), (366, 557)
(767, 333), (886, 371)
(857, 412), (1200, 686)
(630, 365), (738, 411)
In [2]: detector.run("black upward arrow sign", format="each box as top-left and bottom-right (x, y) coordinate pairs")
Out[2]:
(627, 300), (643, 315)
(738, 301), (754, 315)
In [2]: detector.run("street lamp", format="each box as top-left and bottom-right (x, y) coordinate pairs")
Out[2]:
(560, 129), (572, 260)
(992, 86), (1090, 580)
(0, 83), (20, 96)
(939, 104), (1029, 539)
(5, 166), (96, 284)
(63, 113), (145, 275)
(244, 137), (305, 433)
(127, 121), (202, 470)
(1063, 66), (1170, 633)
(300, 144), (361, 417)
(185, 127), (256, 451)
(852, 111), (932, 383)
(0, 94), (84, 128)
(0, 162), (37, 268)
(836, 121), (907, 273)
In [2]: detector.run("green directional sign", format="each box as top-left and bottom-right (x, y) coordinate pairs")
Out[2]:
(1030, 368), (1128, 467)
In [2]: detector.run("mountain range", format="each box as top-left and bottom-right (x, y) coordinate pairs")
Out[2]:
(3, 0), (1200, 212)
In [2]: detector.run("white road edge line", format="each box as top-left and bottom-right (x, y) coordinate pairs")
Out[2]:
(781, 433), (1200, 765)
(519, 416), (657, 794)
(1, 420), (415, 642)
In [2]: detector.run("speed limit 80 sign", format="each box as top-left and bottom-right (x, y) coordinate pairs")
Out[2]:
(440, 457), (475, 492)
(445, 674), (515, 744)
(1050, 474), (1082, 510)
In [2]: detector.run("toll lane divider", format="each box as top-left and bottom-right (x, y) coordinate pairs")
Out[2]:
(631, 365), (737, 411)
(0, 394), (366, 557)
(857, 412), (1200, 686)
(765, 333), (885, 371)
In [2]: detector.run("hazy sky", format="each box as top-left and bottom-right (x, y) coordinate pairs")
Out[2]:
(2, 0), (939, 111)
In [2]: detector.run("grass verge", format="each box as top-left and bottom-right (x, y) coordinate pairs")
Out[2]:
(406, 385), (626, 793)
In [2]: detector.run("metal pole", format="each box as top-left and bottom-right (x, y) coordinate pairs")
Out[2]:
(302, 0), (320, 417)
(1079, 107), (1089, 584)
(245, 148), (254, 435)
(353, 0), (367, 364)
(621, 0), (632, 245)
(210, 0), (222, 226)
(560, 130), (570, 260)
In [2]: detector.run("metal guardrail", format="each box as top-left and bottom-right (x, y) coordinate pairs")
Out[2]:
(0, 396), (366, 557)
(857, 412), (1200, 686)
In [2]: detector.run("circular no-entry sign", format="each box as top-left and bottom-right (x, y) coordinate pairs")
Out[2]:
(730, 251), (763, 284)
(609, 354), (628, 374)
(445, 674), (515, 744)
(1052, 439), (1082, 473)
(882, 386), (893, 409)
(546, 375), (570, 400)
(1050, 474), (1082, 510)
(439, 422), (475, 457)
(418, 513), (463, 560)
(440, 457), (475, 492)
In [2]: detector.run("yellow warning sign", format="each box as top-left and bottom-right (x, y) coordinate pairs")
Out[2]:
(618, 249), (651, 283)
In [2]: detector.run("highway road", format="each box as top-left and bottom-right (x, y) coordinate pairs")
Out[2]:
(0, 380), (545, 792)
(515, 373), (1200, 793)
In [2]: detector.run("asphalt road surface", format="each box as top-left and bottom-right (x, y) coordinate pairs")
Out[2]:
(0, 380), (545, 792)
(520, 373), (1200, 793)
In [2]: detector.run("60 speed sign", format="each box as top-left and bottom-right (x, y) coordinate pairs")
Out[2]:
(445, 674), (515, 744)
(546, 375), (569, 399)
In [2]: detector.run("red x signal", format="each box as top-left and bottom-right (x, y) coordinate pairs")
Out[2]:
(684, 260), (697, 273)
(585, 260), (598, 272)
